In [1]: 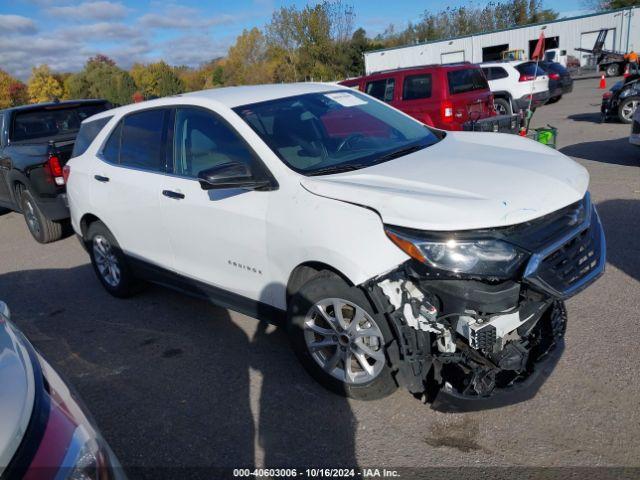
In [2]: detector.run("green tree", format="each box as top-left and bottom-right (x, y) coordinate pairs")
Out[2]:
(224, 28), (275, 85)
(65, 56), (136, 105)
(131, 61), (184, 98)
(27, 65), (63, 103)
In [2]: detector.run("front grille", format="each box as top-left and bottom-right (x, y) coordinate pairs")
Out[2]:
(525, 207), (605, 298)
(633, 120), (640, 134)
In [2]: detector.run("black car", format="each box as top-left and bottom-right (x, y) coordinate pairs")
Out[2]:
(0, 99), (110, 243)
(601, 74), (640, 124)
(540, 61), (574, 103)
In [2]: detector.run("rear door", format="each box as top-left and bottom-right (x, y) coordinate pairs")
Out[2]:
(91, 108), (174, 268)
(446, 67), (494, 126)
(395, 72), (438, 126)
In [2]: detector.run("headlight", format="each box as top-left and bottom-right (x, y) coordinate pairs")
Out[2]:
(385, 227), (527, 277)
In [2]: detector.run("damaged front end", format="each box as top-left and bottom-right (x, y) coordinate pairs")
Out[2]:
(365, 194), (605, 407)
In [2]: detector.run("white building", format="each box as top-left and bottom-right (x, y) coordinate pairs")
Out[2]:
(364, 7), (640, 74)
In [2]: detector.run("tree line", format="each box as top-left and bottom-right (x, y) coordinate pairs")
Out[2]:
(0, 0), (573, 109)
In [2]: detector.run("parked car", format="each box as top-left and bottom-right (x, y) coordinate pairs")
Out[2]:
(0, 99), (111, 243)
(539, 61), (574, 103)
(480, 60), (550, 115)
(339, 63), (516, 133)
(0, 300), (124, 479)
(66, 84), (605, 405)
(629, 106), (640, 146)
(601, 74), (640, 124)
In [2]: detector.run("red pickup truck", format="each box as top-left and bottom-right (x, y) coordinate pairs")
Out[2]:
(340, 63), (516, 133)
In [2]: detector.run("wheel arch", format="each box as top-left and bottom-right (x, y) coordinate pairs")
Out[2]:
(79, 213), (102, 238)
(286, 261), (354, 304)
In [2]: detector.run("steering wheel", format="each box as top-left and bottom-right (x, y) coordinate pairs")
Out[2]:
(336, 133), (365, 153)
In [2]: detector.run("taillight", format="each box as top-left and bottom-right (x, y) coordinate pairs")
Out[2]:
(441, 100), (454, 122)
(63, 164), (71, 183)
(548, 72), (560, 80)
(519, 74), (535, 82)
(603, 91), (613, 100)
(47, 156), (65, 186)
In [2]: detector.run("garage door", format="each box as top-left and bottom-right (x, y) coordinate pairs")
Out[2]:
(580, 29), (616, 66)
(441, 51), (465, 64)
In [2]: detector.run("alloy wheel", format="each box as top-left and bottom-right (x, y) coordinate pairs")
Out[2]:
(621, 100), (638, 121)
(494, 102), (508, 115)
(303, 298), (385, 385)
(93, 235), (121, 287)
(23, 199), (40, 236)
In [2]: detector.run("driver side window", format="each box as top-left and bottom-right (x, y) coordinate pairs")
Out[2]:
(173, 107), (255, 178)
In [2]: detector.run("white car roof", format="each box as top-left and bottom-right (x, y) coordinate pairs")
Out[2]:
(86, 82), (343, 122)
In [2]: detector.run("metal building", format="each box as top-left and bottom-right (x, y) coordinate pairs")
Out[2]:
(364, 7), (640, 74)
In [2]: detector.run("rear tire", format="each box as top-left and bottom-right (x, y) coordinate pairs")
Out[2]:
(19, 188), (62, 243)
(86, 221), (136, 298)
(618, 96), (639, 124)
(605, 63), (621, 77)
(287, 272), (398, 400)
(493, 98), (512, 116)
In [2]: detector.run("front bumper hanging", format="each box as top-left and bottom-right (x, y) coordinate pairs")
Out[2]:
(366, 196), (605, 408)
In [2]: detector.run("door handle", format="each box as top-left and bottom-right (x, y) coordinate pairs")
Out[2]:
(94, 175), (110, 183)
(162, 190), (185, 199)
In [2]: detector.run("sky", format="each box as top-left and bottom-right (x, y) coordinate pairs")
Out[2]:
(0, 0), (590, 80)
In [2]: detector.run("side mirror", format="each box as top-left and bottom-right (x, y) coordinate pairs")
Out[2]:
(197, 161), (272, 191)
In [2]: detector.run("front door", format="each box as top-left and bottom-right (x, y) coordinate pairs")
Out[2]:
(159, 106), (271, 304)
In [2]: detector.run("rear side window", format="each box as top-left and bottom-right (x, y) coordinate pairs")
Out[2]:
(490, 67), (508, 80)
(402, 74), (432, 100)
(447, 68), (489, 94)
(365, 78), (395, 102)
(72, 116), (112, 157)
(119, 109), (169, 172)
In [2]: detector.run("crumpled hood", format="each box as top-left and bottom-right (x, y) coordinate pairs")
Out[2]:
(301, 132), (589, 231)
(0, 319), (35, 474)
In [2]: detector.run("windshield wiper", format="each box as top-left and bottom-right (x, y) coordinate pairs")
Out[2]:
(377, 144), (427, 162)
(308, 163), (367, 176)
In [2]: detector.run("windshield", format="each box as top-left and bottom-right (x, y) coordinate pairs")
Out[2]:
(11, 103), (108, 142)
(233, 90), (440, 176)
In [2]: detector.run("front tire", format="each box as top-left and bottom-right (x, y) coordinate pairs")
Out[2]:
(19, 188), (62, 243)
(618, 96), (639, 124)
(287, 273), (398, 400)
(86, 221), (136, 298)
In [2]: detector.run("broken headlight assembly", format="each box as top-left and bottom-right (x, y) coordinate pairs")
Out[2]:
(385, 226), (527, 278)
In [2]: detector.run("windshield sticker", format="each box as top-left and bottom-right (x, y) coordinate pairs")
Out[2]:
(325, 92), (367, 107)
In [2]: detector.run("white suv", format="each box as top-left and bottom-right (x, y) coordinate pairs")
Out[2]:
(481, 61), (550, 116)
(66, 84), (605, 404)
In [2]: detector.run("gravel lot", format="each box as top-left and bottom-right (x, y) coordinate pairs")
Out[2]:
(1, 78), (639, 478)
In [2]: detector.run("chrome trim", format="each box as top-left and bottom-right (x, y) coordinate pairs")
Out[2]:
(523, 205), (606, 299)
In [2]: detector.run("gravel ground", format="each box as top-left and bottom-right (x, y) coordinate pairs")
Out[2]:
(0, 77), (638, 478)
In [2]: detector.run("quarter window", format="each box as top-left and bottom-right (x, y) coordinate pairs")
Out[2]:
(101, 122), (122, 164)
(365, 78), (395, 102)
(72, 116), (112, 158)
(402, 74), (432, 100)
(119, 109), (168, 172)
(173, 107), (256, 178)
